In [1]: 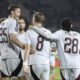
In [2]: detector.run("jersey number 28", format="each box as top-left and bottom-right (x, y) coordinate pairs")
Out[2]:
(64, 37), (78, 54)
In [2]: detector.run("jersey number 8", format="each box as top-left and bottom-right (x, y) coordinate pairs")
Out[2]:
(36, 35), (44, 51)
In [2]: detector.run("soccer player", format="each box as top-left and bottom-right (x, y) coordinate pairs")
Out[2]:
(32, 18), (80, 80)
(17, 17), (28, 80)
(23, 12), (51, 80)
(0, 4), (25, 80)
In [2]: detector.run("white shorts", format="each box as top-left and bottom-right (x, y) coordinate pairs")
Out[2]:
(1, 58), (25, 77)
(60, 68), (80, 80)
(28, 64), (50, 80)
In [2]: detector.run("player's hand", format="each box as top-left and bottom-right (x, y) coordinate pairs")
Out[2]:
(23, 66), (30, 73)
(23, 65), (30, 74)
(23, 61), (30, 74)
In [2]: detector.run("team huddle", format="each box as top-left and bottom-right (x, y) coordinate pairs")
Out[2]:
(0, 4), (80, 80)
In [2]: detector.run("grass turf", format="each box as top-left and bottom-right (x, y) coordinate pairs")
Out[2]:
(54, 67), (60, 80)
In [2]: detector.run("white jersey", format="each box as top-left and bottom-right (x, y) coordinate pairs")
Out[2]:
(51, 30), (80, 68)
(17, 32), (26, 60)
(25, 27), (51, 65)
(0, 17), (20, 59)
(33, 27), (80, 68)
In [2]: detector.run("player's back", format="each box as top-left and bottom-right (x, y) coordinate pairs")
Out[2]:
(54, 29), (80, 68)
(26, 27), (51, 65)
(0, 17), (20, 59)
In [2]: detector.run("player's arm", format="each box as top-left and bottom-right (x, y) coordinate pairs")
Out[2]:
(33, 26), (59, 40)
(23, 44), (31, 73)
(9, 34), (25, 49)
(33, 26), (52, 39)
(23, 31), (31, 73)
(9, 20), (25, 49)
(23, 44), (30, 65)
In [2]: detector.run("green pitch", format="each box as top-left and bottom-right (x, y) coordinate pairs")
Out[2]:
(54, 67), (60, 80)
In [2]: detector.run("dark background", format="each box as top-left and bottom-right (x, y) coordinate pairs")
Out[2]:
(0, 0), (80, 32)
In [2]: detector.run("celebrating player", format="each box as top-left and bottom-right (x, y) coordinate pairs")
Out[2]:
(32, 18), (80, 80)
(23, 12), (51, 80)
(0, 4), (25, 80)
(17, 17), (28, 80)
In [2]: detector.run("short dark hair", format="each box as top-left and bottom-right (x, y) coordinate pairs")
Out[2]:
(19, 16), (25, 21)
(8, 4), (21, 14)
(33, 12), (44, 23)
(61, 18), (72, 31)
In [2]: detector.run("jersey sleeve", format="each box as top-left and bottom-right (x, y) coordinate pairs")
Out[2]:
(51, 31), (60, 40)
(8, 20), (17, 34)
(25, 31), (31, 45)
(33, 26), (59, 40)
(33, 26), (52, 39)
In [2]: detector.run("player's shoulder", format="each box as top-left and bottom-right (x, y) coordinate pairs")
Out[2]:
(8, 17), (16, 23)
(2, 17), (16, 25)
(0, 19), (8, 26)
(25, 29), (32, 36)
(70, 31), (80, 36)
(40, 27), (51, 33)
(53, 29), (63, 34)
(26, 29), (33, 33)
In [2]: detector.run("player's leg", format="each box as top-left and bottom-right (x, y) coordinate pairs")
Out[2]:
(42, 64), (50, 80)
(29, 65), (42, 80)
(17, 69), (27, 80)
(16, 55), (27, 80)
(49, 66), (55, 80)
(2, 77), (11, 80)
(73, 69), (80, 80)
(1, 59), (11, 80)
(49, 54), (55, 80)
(66, 69), (80, 80)
(60, 69), (69, 80)
(17, 76), (27, 80)
(0, 78), (2, 80)
(10, 58), (23, 80)
(0, 77), (3, 80)
(2, 58), (21, 80)
(6, 58), (20, 77)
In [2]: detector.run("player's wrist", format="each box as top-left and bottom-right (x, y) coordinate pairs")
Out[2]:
(23, 61), (28, 66)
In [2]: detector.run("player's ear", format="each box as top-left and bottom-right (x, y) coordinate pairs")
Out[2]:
(11, 11), (14, 15)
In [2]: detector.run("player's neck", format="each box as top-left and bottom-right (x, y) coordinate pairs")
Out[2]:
(9, 15), (19, 21)
(19, 30), (25, 34)
(9, 15), (15, 19)
(35, 23), (42, 27)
